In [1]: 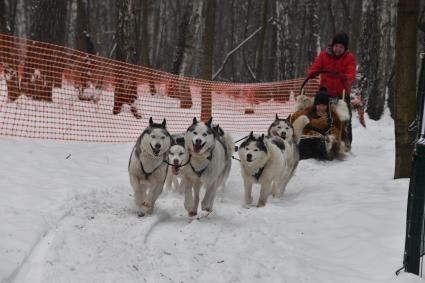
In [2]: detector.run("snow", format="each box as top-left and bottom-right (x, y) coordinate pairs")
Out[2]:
(0, 84), (422, 282)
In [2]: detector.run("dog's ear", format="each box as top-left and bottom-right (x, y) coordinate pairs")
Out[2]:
(286, 114), (291, 121)
(149, 117), (154, 125)
(161, 118), (166, 128)
(206, 117), (213, 127)
(275, 113), (279, 120)
(248, 131), (254, 139)
(193, 117), (198, 124)
(259, 134), (264, 142)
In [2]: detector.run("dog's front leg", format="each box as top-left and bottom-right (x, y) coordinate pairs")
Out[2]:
(183, 179), (196, 216)
(243, 178), (253, 205)
(201, 181), (218, 212)
(192, 181), (202, 214)
(164, 169), (173, 191)
(257, 182), (272, 207)
(143, 183), (164, 215)
(130, 175), (146, 215)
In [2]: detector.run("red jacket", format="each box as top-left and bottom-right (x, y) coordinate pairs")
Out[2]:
(307, 47), (356, 98)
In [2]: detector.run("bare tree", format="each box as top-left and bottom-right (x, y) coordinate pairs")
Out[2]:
(356, 0), (381, 119)
(350, 0), (363, 56)
(20, 0), (67, 101)
(113, 0), (141, 119)
(201, 0), (216, 121)
(0, 0), (9, 34)
(255, 0), (269, 81)
(394, 0), (418, 178)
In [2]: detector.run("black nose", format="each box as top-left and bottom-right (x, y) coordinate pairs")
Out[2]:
(173, 159), (179, 165)
(155, 143), (161, 149)
(195, 139), (202, 145)
(247, 153), (252, 161)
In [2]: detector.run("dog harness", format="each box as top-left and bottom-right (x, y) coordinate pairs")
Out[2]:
(140, 157), (166, 180)
(189, 151), (213, 177)
(252, 166), (265, 180)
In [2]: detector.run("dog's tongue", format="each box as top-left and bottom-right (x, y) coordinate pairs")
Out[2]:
(172, 166), (180, 175)
(193, 144), (202, 153)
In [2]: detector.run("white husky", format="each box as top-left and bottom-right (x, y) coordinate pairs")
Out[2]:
(238, 132), (288, 207)
(128, 117), (171, 216)
(267, 114), (309, 197)
(179, 117), (233, 216)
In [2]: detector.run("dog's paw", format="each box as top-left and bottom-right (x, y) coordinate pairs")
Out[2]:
(188, 211), (197, 217)
(202, 207), (212, 213)
(245, 196), (253, 205)
(256, 201), (266, 208)
(137, 211), (145, 217)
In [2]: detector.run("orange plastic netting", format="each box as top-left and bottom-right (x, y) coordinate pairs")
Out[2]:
(0, 34), (319, 142)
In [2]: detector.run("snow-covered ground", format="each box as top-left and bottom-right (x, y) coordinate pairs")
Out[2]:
(0, 110), (423, 283)
(0, 71), (422, 283)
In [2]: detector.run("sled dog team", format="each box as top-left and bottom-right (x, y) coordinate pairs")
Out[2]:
(128, 113), (314, 217)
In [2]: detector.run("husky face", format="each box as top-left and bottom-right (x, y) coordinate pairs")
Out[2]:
(185, 117), (216, 155)
(239, 132), (268, 165)
(268, 114), (294, 143)
(140, 117), (171, 157)
(168, 144), (187, 175)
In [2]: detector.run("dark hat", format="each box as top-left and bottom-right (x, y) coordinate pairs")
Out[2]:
(331, 32), (349, 49)
(314, 87), (330, 106)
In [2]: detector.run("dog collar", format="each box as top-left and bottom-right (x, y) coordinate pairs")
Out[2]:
(253, 166), (265, 180)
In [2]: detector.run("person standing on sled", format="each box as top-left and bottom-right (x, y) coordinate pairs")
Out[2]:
(307, 32), (357, 150)
(291, 87), (348, 160)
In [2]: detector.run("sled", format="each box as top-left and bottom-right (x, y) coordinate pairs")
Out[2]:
(296, 70), (351, 161)
(299, 134), (333, 161)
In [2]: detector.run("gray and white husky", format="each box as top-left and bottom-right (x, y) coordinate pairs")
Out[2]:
(179, 117), (233, 216)
(238, 132), (288, 207)
(128, 117), (171, 216)
(164, 133), (188, 193)
(267, 114), (308, 198)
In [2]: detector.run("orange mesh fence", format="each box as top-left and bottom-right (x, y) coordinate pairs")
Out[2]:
(0, 34), (319, 142)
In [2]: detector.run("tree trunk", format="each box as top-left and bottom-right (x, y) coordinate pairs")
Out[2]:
(255, 0), (269, 81)
(350, 0), (363, 56)
(306, 0), (320, 66)
(200, 0), (216, 122)
(356, 0), (380, 119)
(0, 0), (9, 34)
(114, 0), (141, 119)
(394, 0), (418, 178)
(21, 0), (67, 101)
(367, 0), (393, 120)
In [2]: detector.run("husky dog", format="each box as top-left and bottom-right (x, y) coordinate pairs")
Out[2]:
(179, 117), (231, 216)
(267, 114), (308, 197)
(164, 134), (188, 192)
(128, 117), (171, 216)
(238, 132), (288, 207)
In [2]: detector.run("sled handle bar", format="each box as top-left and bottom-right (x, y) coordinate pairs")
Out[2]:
(298, 70), (348, 97)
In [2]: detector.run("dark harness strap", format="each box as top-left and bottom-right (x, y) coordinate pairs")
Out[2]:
(140, 157), (166, 180)
(253, 166), (265, 180)
(189, 151), (213, 177)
